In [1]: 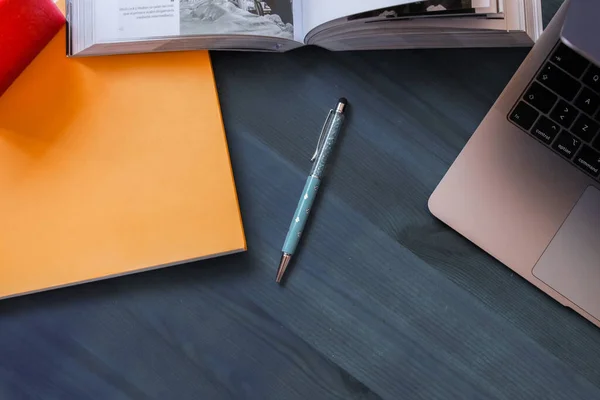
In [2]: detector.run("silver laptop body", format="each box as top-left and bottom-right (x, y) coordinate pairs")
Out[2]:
(430, 0), (600, 327)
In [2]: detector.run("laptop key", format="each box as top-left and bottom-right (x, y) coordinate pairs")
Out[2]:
(509, 102), (539, 130)
(550, 100), (578, 128)
(538, 62), (581, 101)
(550, 43), (590, 78)
(574, 145), (600, 177)
(524, 82), (557, 113)
(574, 87), (600, 116)
(583, 65), (600, 93)
(530, 116), (560, 144)
(571, 114), (600, 142)
(552, 131), (582, 159)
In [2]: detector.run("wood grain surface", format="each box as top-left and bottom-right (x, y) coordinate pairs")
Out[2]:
(3, 1), (600, 399)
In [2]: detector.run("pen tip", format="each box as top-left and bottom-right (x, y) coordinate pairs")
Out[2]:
(276, 253), (292, 284)
(338, 97), (348, 106)
(275, 271), (285, 284)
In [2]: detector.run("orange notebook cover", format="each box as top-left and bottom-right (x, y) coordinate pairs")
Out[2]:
(0, 16), (245, 298)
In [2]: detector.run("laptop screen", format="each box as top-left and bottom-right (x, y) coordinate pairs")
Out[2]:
(561, 0), (600, 67)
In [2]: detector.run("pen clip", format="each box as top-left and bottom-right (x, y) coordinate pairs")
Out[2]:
(311, 110), (334, 162)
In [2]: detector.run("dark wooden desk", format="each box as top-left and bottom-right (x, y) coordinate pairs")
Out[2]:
(3, 1), (599, 399)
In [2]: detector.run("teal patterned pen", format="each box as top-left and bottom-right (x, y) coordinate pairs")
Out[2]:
(276, 98), (348, 283)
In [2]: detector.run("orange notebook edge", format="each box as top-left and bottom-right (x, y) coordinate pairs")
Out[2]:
(0, 249), (245, 301)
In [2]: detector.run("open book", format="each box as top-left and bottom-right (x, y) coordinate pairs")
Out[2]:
(67, 0), (543, 56)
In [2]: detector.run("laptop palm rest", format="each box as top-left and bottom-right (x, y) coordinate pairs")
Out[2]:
(533, 186), (600, 319)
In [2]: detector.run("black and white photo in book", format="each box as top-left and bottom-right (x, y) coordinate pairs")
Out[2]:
(179, 0), (293, 39)
(348, 0), (482, 21)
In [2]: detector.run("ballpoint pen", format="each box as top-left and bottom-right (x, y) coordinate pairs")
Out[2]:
(276, 98), (348, 283)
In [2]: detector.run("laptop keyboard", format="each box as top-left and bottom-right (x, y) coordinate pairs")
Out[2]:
(508, 42), (600, 180)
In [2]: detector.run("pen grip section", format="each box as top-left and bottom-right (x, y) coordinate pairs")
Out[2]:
(283, 176), (321, 255)
(310, 113), (345, 178)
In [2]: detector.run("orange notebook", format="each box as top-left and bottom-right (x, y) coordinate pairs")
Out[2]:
(0, 16), (245, 298)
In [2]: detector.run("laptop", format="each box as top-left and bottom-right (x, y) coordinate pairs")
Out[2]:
(429, 0), (600, 327)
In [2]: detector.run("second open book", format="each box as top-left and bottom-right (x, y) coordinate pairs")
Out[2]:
(68, 0), (542, 56)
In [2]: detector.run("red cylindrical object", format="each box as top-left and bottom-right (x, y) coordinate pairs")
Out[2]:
(0, 0), (65, 96)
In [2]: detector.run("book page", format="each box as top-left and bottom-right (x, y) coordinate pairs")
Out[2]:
(95, 0), (179, 42)
(301, 0), (416, 38)
(301, 0), (493, 39)
(95, 0), (296, 43)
